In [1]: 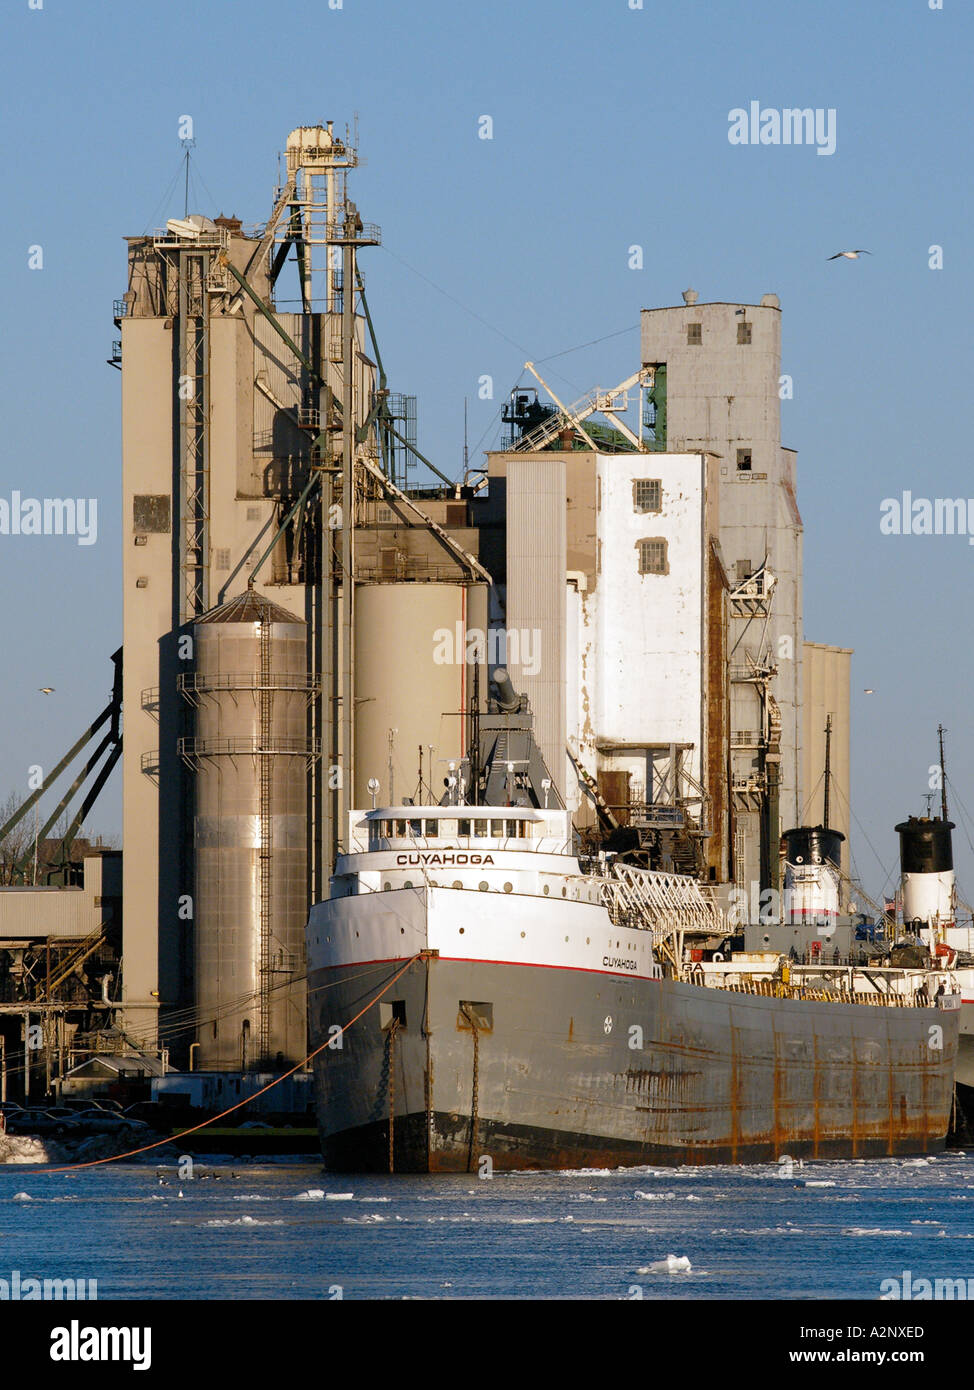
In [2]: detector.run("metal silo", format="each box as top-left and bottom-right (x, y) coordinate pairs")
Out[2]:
(179, 589), (317, 1069)
(353, 582), (488, 806)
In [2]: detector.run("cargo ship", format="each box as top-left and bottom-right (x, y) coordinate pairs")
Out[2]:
(306, 674), (960, 1172)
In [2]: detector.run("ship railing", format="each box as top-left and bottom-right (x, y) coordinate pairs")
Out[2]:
(691, 970), (938, 1008)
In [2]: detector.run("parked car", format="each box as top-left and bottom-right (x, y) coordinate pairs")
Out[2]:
(70, 1110), (151, 1136)
(123, 1102), (164, 1125)
(60, 1098), (125, 1115)
(0, 1101), (24, 1116)
(5, 1109), (80, 1138)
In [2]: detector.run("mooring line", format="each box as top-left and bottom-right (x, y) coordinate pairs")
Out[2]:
(0, 954), (424, 1175)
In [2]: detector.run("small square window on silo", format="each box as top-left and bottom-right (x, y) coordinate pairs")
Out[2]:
(215, 548), (231, 571)
(687, 323), (702, 345)
(637, 538), (668, 575)
(737, 321), (752, 344)
(133, 495), (171, 533)
(737, 449), (752, 472)
(633, 479), (662, 514)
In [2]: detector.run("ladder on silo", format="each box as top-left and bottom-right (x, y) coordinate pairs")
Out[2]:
(177, 248), (211, 621)
(257, 620), (273, 1066)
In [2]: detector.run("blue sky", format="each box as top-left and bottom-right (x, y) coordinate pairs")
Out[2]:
(0, 0), (970, 904)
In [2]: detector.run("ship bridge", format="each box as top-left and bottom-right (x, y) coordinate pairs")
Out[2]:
(350, 803), (571, 852)
(334, 803), (587, 900)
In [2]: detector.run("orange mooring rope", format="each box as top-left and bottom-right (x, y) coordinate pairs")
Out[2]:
(1, 954), (423, 1175)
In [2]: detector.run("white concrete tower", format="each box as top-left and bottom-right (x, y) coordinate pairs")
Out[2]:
(640, 293), (803, 893)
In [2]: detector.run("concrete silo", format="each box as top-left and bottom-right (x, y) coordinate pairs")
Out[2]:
(179, 590), (317, 1069)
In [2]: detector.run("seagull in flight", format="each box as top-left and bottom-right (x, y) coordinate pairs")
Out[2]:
(38, 687), (55, 694)
(828, 249), (872, 260)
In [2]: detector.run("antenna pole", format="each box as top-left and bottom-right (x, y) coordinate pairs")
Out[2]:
(181, 138), (196, 218)
(823, 714), (832, 830)
(938, 723), (949, 820)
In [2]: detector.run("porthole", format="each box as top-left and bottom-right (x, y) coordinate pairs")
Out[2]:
(478, 881), (489, 892)
(383, 883), (391, 891)
(520, 931), (526, 938)
(452, 880), (463, 890)
(561, 887), (567, 898)
(404, 880), (414, 889)
(543, 884), (550, 896)
(585, 937), (590, 945)
(503, 882), (513, 893)
(459, 927), (465, 934)
(400, 927), (405, 934)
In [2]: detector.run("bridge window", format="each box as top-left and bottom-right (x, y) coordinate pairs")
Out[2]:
(506, 819), (518, 838)
(458, 819), (471, 836)
(474, 819), (488, 837)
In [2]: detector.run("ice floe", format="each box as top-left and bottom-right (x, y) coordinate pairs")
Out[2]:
(637, 1255), (692, 1274)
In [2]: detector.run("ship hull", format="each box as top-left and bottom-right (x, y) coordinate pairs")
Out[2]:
(308, 954), (958, 1173)
(956, 992), (974, 1088)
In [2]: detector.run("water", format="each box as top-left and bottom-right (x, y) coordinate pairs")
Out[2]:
(3, 1149), (974, 1299)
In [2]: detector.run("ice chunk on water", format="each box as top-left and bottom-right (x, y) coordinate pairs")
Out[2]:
(637, 1254), (692, 1274)
(205, 1216), (284, 1227)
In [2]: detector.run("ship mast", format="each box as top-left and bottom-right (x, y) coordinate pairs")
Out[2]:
(938, 723), (949, 821)
(823, 714), (832, 830)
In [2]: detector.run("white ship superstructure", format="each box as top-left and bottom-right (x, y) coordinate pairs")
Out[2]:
(311, 802), (709, 983)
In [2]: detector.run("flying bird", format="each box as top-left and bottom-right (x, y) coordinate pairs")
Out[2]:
(38, 687), (55, 694)
(863, 688), (875, 694)
(828, 249), (872, 261)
